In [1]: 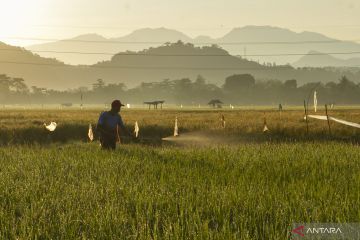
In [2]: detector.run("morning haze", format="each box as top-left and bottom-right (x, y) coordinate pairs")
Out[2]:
(1, 0), (359, 45)
(0, 0), (360, 105)
(2, 2), (360, 239)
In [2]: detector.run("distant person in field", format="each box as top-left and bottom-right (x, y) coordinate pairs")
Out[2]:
(97, 100), (131, 150)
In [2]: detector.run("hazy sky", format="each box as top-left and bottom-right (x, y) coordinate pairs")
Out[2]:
(1, 0), (360, 46)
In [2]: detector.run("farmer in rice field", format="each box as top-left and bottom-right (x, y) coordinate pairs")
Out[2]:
(97, 100), (131, 150)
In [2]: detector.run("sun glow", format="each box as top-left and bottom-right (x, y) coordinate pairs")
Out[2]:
(0, 0), (47, 46)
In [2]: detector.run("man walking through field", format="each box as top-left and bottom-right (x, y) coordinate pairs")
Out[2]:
(97, 100), (131, 150)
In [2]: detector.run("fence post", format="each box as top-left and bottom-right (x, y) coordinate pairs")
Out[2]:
(325, 104), (331, 136)
(304, 100), (309, 134)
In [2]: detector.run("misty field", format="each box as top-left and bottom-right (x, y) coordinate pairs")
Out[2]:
(1, 106), (360, 144)
(1, 107), (360, 239)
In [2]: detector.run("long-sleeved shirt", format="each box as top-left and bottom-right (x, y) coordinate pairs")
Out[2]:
(97, 111), (126, 134)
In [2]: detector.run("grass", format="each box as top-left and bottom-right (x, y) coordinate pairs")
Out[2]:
(0, 108), (360, 239)
(0, 142), (359, 239)
(0, 107), (360, 144)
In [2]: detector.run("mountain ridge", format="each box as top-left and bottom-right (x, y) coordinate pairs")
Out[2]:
(26, 26), (360, 65)
(1, 41), (360, 90)
(294, 51), (360, 67)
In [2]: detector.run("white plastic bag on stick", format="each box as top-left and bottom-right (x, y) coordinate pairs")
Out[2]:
(174, 117), (179, 137)
(314, 91), (318, 113)
(44, 122), (57, 132)
(263, 116), (269, 132)
(134, 121), (140, 138)
(221, 115), (226, 128)
(88, 124), (94, 141)
(263, 125), (269, 132)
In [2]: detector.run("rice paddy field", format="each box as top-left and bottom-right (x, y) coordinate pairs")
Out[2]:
(1, 106), (360, 239)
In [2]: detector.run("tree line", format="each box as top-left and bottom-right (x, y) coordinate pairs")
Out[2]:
(0, 73), (359, 105)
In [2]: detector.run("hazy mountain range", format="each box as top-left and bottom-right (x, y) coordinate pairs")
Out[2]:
(1, 40), (360, 90)
(26, 26), (360, 66)
(294, 51), (360, 68)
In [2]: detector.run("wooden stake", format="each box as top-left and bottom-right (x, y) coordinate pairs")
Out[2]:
(279, 104), (283, 126)
(325, 104), (331, 136)
(263, 113), (269, 132)
(221, 114), (226, 128)
(117, 125), (122, 144)
(304, 100), (309, 134)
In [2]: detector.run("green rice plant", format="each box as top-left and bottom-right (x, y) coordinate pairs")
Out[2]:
(0, 142), (359, 239)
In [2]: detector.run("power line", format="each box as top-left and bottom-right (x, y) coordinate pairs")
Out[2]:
(0, 60), (283, 70)
(27, 25), (235, 31)
(0, 48), (117, 56)
(17, 24), (360, 30)
(243, 51), (360, 57)
(0, 60), (359, 69)
(3, 36), (360, 45)
(2, 48), (360, 57)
